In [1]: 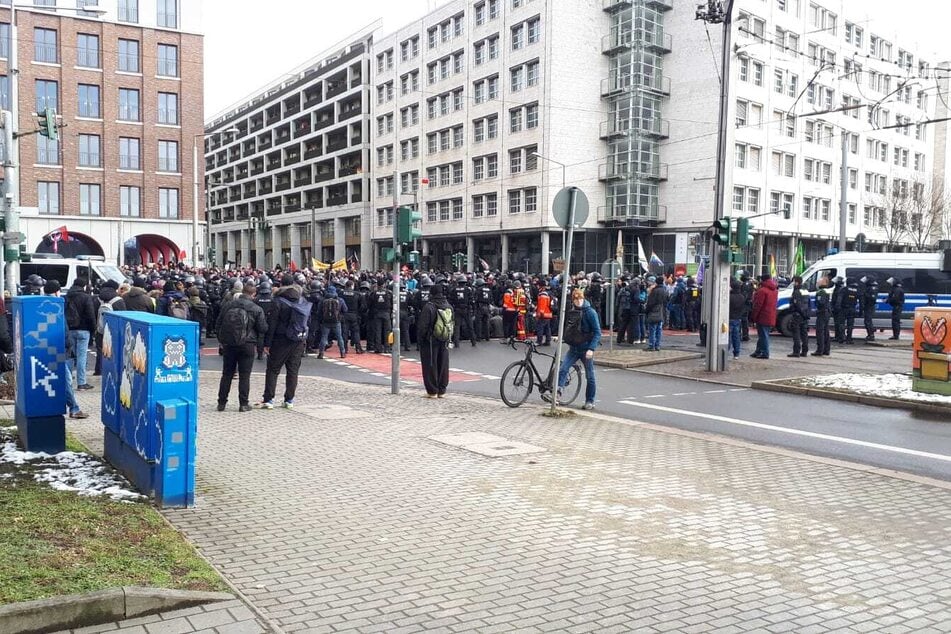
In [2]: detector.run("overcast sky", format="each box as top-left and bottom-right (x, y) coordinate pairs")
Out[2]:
(202, 0), (949, 120)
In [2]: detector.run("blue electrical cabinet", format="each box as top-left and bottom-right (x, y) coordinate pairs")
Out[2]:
(12, 295), (67, 453)
(100, 311), (198, 507)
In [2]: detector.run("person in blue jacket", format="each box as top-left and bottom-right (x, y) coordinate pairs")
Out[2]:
(557, 288), (601, 410)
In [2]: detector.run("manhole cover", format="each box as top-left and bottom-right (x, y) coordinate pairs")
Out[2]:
(429, 432), (546, 457)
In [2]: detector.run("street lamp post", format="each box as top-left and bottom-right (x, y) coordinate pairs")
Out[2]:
(531, 151), (567, 266)
(193, 128), (237, 268)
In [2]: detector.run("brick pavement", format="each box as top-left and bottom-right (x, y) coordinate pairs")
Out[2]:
(56, 599), (266, 634)
(66, 372), (951, 633)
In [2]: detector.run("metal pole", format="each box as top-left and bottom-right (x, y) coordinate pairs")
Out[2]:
(310, 206), (317, 266)
(839, 131), (848, 253)
(192, 138), (200, 267)
(551, 187), (577, 412)
(391, 170), (400, 395)
(3, 2), (20, 295)
(704, 0), (736, 373)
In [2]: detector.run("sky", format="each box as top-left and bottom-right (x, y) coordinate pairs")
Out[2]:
(201, 0), (950, 120)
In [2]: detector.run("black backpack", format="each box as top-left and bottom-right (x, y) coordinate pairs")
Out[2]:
(279, 296), (313, 341)
(218, 303), (251, 346)
(322, 298), (340, 323)
(562, 308), (591, 347)
(65, 295), (82, 330)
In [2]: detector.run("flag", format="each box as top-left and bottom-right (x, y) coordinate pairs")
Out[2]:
(47, 226), (69, 253)
(696, 257), (706, 287)
(615, 230), (624, 261)
(331, 258), (347, 271)
(478, 257), (490, 271)
(312, 258), (330, 271)
(649, 251), (664, 268)
(793, 241), (807, 277)
(637, 238), (649, 272)
(348, 252), (360, 271)
(768, 254), (777, 278)
(289, 260), (298, 272)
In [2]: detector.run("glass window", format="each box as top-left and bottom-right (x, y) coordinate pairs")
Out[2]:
(118, 39), (140, 73)
(120, 186), (141, 217)
(118, 0), (139, 23)
(509, 190), (521, 214)
(0, 75), (9, 111)
(119, 137), (140, 169)
(77, 34), (99, 68)
(159, 188), (179, 218)
(80, 184), (101, 216)
(119, 88), (140, 121)
(77, 84), (100, 118)
(35, 79), (58, 113)
(158, 140), (179, 172)
(34, 27), (57, 63)
(157, 0), (178, 28)
(0, 23), (9, 60)
(78, 134), (100, 167)
(36, 136), (59, 165)
(158, 92), (178, 124)
(38, 182), (60, 215)
(157, 44), (178, 77)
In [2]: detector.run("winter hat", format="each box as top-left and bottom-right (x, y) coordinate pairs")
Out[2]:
(571, 288), (585, 301)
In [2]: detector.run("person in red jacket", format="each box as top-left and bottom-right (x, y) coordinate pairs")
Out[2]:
(750, 275), (778, 359)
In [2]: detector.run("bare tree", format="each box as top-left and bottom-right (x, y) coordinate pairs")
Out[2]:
(868, 183), (910, 250)
(905, 175), (946, 251)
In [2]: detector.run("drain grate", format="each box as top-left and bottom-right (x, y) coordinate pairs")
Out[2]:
(428, 432), (546, 457)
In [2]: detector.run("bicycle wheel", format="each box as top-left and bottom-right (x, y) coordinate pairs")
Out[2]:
(500, 360), (534, 408)
(558, 363), (583, 406)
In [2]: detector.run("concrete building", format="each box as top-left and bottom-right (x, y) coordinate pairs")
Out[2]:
(203, 33), (372, 270)
(4, 0), (205, 266)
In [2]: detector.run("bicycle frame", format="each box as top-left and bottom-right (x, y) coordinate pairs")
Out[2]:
(513, 340), (558, 393)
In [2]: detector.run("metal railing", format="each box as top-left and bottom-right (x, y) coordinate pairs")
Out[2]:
(118, 2), (139, 23)
(598, 162), (669, 181)
(600, 73), (671, 97)
(78, 101), (100, 118)
(77, 49), (99, 68)
(157, 11), (177, 28)
(599, 117), (669, 139)
(34, 43), (57, 64)
(597, 203), (667, 224)
(157, 59), (178, 77)
(119, 105), (140, 121)
(602, 29), (672, 55)
(157, 108), (178, 125)
(79, 152), (101, 167)
(119, 53), (139, 73)
(119, 155), (140, 170)
(158, 158), (178, 172)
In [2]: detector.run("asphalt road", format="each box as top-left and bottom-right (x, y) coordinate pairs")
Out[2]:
(198, 335), (951, 482)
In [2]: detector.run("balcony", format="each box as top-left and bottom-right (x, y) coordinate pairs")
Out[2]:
(250, 162), (265, 176)
(243, 184), (257, 198)
(602, 29), (672, 55)
(327, 195), (348, 207)
(304, 143), (322, 160)
(284, 97), (301, 117)
(326, 136), (348, 153)
(258, 136), (272, 151)
(265, 106), (281, 126)
(314, 169), (335, 184)
(597, 203), (667, 225)
(294, 172), (313, 188)
(598, 162), (669, 181)
(259, 181), (274, 195)
(599, 117), (669, 139)
(602, 0), (632, 11)
(304, 88), (323, 110)
(601, 73), (670, 97)
(645, 0), (672, 10)
(275, 178), (292, 192)
(339, 164), (362, 177)
(250, 118), (264, 133)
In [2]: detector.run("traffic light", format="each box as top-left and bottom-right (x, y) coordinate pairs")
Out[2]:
(712, 217), (732, 247)
(396, 206), (422, 244)
(383, 247), (401, 263)
(38, 108), (58, 141)
(19, 244), (31, 263)
(735, 217), (751, 248)
(408, 250), (420, 268)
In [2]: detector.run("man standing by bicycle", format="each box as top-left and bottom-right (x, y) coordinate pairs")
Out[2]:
(558, 288), (601, 410)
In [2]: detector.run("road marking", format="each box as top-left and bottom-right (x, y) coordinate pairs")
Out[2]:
(616, 400), (951, 464)
(483, 375), (501, 381)
(671, 392), (695, 396)
(705, 389), (727, 394)
(729, 388), (749, 392)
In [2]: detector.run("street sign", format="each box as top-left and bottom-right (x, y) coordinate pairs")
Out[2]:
(552, 258), (565, 272)
(551, 187), (589, 229)
(600, 259), (620, 281)
(3, 231), (25, 243)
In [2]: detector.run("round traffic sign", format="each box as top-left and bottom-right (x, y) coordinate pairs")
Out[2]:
(551, 187), (589, 229)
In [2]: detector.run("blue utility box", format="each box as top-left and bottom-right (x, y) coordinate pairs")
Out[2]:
(12, 295), (67, 453)
(100, 311), (198, 507)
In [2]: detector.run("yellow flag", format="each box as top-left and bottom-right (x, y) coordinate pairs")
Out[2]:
(312, 258), (329, 270)
(768, 254), (777, 278)
(331, 258), (347, 271)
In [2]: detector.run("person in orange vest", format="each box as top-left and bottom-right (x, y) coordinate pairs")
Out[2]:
(535, 279), (553, 346)
(501, 281), (517, 341)
(514, 281), (528, 341)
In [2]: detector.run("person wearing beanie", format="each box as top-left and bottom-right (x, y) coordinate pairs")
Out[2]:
(416, 281), (453, 398)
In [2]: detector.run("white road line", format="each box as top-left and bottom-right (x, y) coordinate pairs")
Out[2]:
(705, 389), (727, 394)
(643, 395), (665, 399)
(729, 388), (749, 392)
(483, 375), (501, 380)
(370, 372), (386, 377)
(671, 392), (695, 397)
(616, 400), (951, 464)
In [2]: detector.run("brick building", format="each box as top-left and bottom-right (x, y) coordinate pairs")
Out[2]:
(3, 0), (204, 266)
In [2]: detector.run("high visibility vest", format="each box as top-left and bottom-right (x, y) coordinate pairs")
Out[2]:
(536, 291), (552, 319)
(515, 289), (527, 314)
(502, 291), (515, 311)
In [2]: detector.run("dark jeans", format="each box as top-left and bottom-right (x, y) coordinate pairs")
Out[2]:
(891, 309), (901, 338)
(815, 314), (831, 355)
(558, 347), (596, 404)
(218, 343), (255, 406)
(729, 319), (742, 357)
(419, 338), (449, 396)
(502, 311), (517, 339)
(616, 310), (633, 343)
(535, 318), (552, 344)
(320, 322), (345, 356)
(754, 324), (771, 357)
(633, 313), (645, 342)
(262, 338), (305, 403)
(791, 315), (809, 355)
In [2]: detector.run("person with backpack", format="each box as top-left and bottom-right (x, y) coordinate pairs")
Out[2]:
(557, 288), (601, 410)
(46, 280), (88, 419)
(65, 275), (97, 391)
(160, 280), (190, 321)
(259, 274), (311, 409)
(216, 282), (268, 412)
(416, 281), (454, 398)
(93, 280), (126, 376)
(317, 284), (349, 359)
(186, 287), (209, 347)
(254, 281), (279, 360)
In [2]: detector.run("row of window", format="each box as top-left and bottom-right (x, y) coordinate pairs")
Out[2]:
(31, 134), (180, 172)
(734, 141), (925, 177)
(0, 0), (176, 27)
(36, 182), (178, 218)
(376, 187), (537, 226)
(25, 78), (180, 124)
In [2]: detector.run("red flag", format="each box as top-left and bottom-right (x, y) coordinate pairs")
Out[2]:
(179, 249), (187, 261)
(47, 226), (68, 252)
(289, 260), (298, 272)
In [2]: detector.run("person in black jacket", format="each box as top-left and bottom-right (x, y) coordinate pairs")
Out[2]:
(259, 274), (308, 409)
(788, 275), (810, 357)
(93, 280), (127, 376)
(886, 277), (905, 340)
(216, 282), (268, 412)
(728, 279), (746, 359)
(254, 281), (279, 360)
(123, 276), (155, 313)
(813, 276), (832, 356)
(65, 275), (97, 390)
(416, 283), (452, 398)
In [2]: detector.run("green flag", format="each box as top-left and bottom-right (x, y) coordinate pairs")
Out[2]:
(793, 241), (807, 276)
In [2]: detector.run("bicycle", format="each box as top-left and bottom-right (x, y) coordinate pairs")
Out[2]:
(499, 339), (583, 408)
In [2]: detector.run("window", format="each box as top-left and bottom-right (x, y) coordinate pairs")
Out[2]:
(118, 39), (140, 73)
(118, 0), (138, 23)
(509, 189), (521, 214)
(79, 184), (101, 216)
(77, 84), (100, 118)
(34, 27), (57, 63)
(157, 0), (177, 28)
(119, 137), (140, 169)
(36, 136), (59, 165)
(37, 182), (60, 215)
(158, 92), (178, 124)
(526, 103), (538, 129)
(510, 148), (522, 174)
(473, 154), (497, 181)
(35, 79), (58, 113)
(771, 151), (795, 177)
(773, 109), (795, 137)
(475, 1), (487, 26)
(0, 23), (9, 59)
(78, 134), (100, 167)
(510, 107), (523, 132)
(527, 18), (540, 43)
(452, 125), (464, 148)
(120, 186), (140, 217)
(845, 22), (863, 48)
(512, 24), (524, 50)
(157, 44), (178, 77)
(77, 34), (99, 68)
(159, 188), (179, 219)
(0, 75), (8, 111)
(735, 143), (747, 168)
(511, 66), (524, 92)
(158, 140), (179, 172)
(732, 186), (760, 213)
(770, 191), (794, 217)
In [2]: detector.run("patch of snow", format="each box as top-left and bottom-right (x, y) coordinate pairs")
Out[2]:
(795, 373), (951, 405)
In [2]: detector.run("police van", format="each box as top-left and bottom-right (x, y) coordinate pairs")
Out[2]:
(18, 254), (128, 290)
(775, 250), (951, 336)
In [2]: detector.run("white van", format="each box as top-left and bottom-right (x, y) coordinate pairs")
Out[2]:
(19, 254), (128, 290)
(775, 251), (951, 336)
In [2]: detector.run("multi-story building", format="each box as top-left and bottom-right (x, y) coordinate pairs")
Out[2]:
(4, 0), (204, 266)
(203, 34), (372, 270)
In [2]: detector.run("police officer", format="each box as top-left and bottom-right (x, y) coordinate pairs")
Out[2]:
(368, 281), (393, 353)
(684, 277), (701, 332)
(844, 277), (860, 344)
(886, 277), (905, 340)
(255, 280), (279, 359)
(788, 275), (810, 357)
(357, 279), (371, 349)
(615, 278), (633, 345)
(740, 272), (753, 342)
(450, 274), (476, 347)
(398, 280), (412, 352)
(473, 277), (492, 341)
(831, 276), (846, 343)
(813, 276), (831, 356)
(340, 279), (365, 354)
(861, 276), (879, 341)
(305, 280), (324, 353)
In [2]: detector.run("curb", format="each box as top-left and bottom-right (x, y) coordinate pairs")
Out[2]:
(0, 587), (235, 634)
(595, 352), (703, 369)
(750, 379), (951, 417)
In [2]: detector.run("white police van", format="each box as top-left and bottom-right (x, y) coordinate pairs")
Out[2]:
(775, 250), (951, 336)
(19, 254), (128, 290)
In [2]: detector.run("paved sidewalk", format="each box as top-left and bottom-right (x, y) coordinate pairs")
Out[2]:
(56, 599), (265, 634)
(68, 372), (951, 633)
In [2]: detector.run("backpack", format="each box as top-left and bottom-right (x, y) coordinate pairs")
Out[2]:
(563, 308), (591, 347)
(279, 296), (313, 341)
(97, 297), (121, 334)
(218, 303), (251, 346)
(168, 297), (190, 320)
(432, 306), (454, 342)
(322, 298), (340, 323)
(65, 295), (82, 330)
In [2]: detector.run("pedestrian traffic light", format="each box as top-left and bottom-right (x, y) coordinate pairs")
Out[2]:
(397, 206), (422, 244)
(38, 108), (58, 141)
(735, 217), (751, 248)
(383, 247), (401, 263)
(712, 217), (732, 247)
